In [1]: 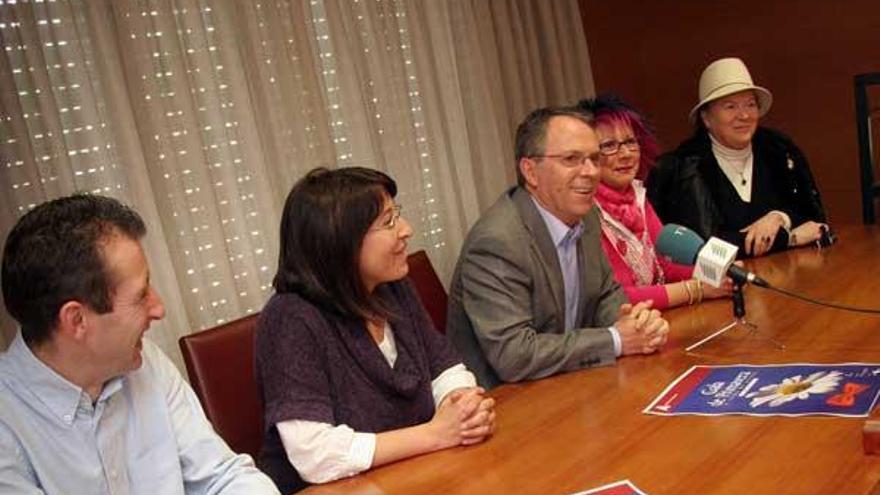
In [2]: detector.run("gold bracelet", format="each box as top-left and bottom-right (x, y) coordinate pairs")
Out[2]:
(683, 280), (694, 305)
(695, 280), (704, 304)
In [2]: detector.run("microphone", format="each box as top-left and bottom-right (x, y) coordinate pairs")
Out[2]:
(655, 224), (770, 288)
(656, 225), (880, 315)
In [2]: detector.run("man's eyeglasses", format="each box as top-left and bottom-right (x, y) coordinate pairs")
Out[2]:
(372, 204), (403, 231)
(529, 153), (598, 169)
(598, 138), (640, 156)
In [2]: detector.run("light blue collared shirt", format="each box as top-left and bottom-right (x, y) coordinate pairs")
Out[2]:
(0, 332), (279, 495)
(531, 198), (622, 355)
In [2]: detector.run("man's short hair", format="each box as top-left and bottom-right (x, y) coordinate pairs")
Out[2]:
(1, 194), (146, 346)
(514, 106), (594, 186)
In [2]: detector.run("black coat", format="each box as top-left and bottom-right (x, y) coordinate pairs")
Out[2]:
(646, 127), (827, 257)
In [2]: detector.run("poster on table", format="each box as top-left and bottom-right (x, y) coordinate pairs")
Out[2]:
(644, 363), (880, 417)
(570, 479), (648, 495)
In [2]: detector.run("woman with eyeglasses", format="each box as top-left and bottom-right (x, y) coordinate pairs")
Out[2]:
(577, 95), (730, 309)
(255, 167), (495, 493)
(647, 57), (830, 258)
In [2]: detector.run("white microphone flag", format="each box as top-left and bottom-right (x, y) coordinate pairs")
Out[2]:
(694, 237), (738, 287)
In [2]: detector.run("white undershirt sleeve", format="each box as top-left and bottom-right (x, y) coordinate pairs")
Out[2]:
(770, 210), (792, 231)
(431, 363), (477, 406)
(608, 326), (622, 357)
(277, 420), (375, 484)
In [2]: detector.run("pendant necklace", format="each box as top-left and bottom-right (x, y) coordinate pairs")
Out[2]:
(733, 160), (749, 186)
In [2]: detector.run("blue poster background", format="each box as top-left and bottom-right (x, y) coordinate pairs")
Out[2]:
(644, 363), (880, 417)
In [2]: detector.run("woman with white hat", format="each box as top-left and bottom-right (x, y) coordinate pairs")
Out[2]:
(647, 57), (829, 257)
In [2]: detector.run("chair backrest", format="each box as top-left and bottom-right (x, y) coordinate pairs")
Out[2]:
(855, 72), (880, 224)
(179, 314), (263, 459)
(406, 250), (448, 333)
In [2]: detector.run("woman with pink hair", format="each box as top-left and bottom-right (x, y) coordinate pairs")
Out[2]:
(577, 95), (729, 309)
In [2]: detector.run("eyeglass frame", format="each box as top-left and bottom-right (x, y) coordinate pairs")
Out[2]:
(527, 152), (601, 169)
(597, 137), (640, 156)
(370, 203), (403, 231)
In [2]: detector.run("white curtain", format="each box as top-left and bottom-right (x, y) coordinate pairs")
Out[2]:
(0, 0), (595, 370)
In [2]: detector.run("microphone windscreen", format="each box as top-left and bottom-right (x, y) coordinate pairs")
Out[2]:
(655, 224), (705, 265)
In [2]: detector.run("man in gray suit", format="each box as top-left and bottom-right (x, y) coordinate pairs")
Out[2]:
(447, 106), (669, 389)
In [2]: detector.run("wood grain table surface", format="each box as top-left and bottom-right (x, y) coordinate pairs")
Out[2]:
(302, 225), (880, 495)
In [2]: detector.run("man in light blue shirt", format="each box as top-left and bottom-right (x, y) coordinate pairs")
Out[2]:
(0, 194), (278, 494)
(447, 106), (670, 388)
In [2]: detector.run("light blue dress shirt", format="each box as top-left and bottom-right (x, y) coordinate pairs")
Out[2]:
(531, 198), (622, 355)
(0, 332), (279, 495)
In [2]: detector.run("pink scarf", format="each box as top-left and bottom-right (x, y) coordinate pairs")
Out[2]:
(595, 183), (646, 236)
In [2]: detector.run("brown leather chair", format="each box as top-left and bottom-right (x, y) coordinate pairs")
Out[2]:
(179, 314), (263, 459)
(406, 250), (448, 334)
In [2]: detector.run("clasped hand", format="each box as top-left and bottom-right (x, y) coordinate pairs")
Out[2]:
(431, 387), (496, 449)
(617, 300), (670, 355)
(741, 211), (786, 256)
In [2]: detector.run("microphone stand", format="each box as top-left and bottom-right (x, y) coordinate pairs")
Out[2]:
(685, 279), (785, 353)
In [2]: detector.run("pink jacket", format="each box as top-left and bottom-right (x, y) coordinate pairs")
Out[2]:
(597, 193), (692, 309)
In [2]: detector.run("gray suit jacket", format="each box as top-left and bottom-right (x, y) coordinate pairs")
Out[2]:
(446, 186), (627, 389)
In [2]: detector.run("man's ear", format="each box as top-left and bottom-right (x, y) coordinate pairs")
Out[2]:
(519, 157), (539, 189)
(57, 300), (88, 341)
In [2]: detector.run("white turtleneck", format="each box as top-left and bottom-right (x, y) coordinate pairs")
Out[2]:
(709, 133), (791, 231)
(710, 133), (754, 202)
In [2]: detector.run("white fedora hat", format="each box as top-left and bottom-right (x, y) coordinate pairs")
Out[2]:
(689, 57), (773, 122)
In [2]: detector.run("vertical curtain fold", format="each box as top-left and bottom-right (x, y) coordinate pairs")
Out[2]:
(0, 0), (596, 369)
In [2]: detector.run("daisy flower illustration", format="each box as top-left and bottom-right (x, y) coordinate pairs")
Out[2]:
(747, 371), (843, 408)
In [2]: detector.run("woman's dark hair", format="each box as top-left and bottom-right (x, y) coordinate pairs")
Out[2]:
(1, 193), (146, 346)
(576, 94), (661, 180)
(693, 103), (711, 133)
(273, 167), (398, 321)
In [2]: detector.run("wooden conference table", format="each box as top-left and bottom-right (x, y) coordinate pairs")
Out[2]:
(303, 225), (880, 495)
